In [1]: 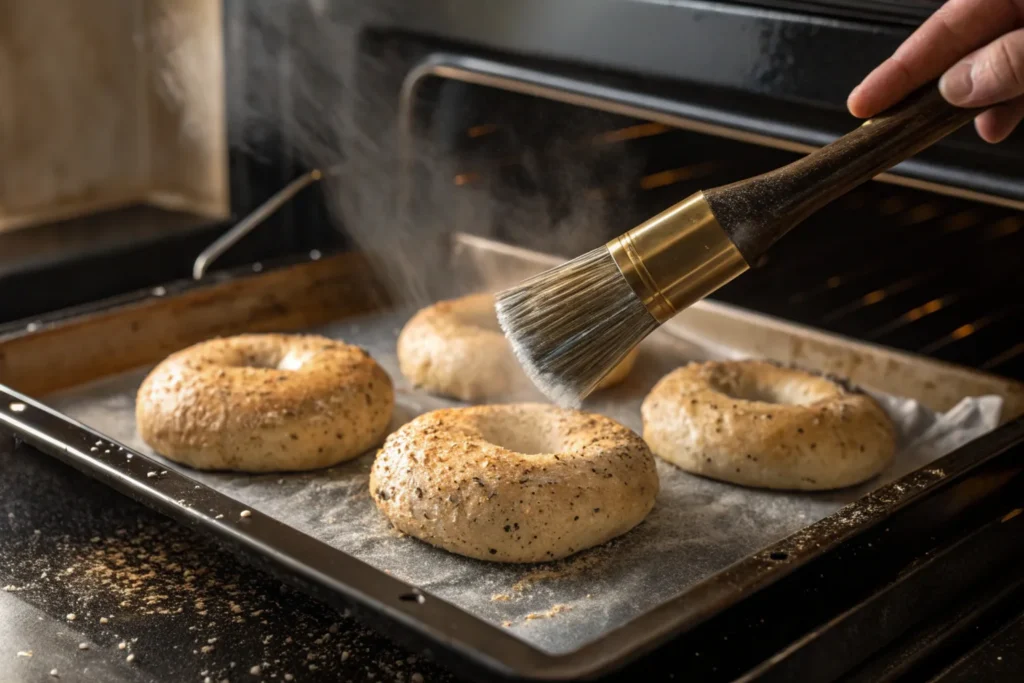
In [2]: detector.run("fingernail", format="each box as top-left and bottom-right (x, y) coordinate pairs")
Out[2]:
(940, 62), (974, 103)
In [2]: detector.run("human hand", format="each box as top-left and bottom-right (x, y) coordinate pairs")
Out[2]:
(848, 0), (1024, 143)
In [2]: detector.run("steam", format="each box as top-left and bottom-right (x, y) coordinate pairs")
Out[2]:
(229, 0), (634, 308)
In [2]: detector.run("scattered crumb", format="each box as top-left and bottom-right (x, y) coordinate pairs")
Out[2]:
(525, 604), (573, 620)
(250, 665), (261, 675)
(146, 471), (158, 478)
(411, 674), (424, 683)
(3, 520), (456, 682)
(284, 675), (294, 682)
(501, 620), (513, 628)
(490, 593), (511, 602)
(509, 550), (607, 593)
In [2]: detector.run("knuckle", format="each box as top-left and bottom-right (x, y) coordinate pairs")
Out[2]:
(993, 35), (1024, 90)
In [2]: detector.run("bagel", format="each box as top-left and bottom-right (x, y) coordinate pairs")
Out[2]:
(136, 334), (394, 472)
(397, 293), (638, 402)
(369, 404), (659, 562)
(641, 360), (896, 491)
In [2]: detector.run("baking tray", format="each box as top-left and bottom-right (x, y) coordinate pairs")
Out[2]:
(1, 234), (1023, 682)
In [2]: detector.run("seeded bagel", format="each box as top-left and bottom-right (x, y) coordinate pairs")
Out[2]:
(641, 360), (896, 490)
(370, 404), (659, 562)
(136, 334), (394, 472)
(397, 293), (638, 402)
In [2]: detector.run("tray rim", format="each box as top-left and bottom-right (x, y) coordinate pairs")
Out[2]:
(1, 236), (1022, 681)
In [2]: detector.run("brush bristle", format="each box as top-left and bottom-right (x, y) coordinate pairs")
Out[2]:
(495, 245), (657, 407)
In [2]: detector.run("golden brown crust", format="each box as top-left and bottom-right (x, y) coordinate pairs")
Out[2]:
(369, 404), (659, 562)
(641, 360), (896, 491)
(396, 293), (637, 402)
(135, 334), (394, 472)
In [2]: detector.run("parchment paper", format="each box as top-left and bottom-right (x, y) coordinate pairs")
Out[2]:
(45, 309), (1003, 655)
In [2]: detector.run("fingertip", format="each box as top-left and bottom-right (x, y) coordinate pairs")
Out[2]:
(847, 83), (883, 119)
(847, 87), (869, 118)
(974, 117), (1000, 143)
(974, 98), (1024, 143)
(846, 62), (908, 119)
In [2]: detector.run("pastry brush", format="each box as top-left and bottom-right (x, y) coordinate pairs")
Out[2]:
(495, 84), (984, 406)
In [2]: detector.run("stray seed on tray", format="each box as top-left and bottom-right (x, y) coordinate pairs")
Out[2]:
(78, 643), (89, 650)
(146, 471), (157, 478)
(66, 613), (76, 621)
(50, 669), (59, 677)
(240, 510), (252, 518)
(118, 642), (126, 650)
(126, 654), (135, 663)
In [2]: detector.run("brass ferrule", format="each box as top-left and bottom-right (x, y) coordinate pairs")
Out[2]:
(606, 191), (749, 323)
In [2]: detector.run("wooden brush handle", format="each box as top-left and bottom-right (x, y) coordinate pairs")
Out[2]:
(704, 85), (983, 263)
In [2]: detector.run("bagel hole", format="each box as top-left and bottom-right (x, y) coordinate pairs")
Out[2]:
(711, 377), (822, 405)
(711, 379), (784, 404)
(477, 422), (554, 456)
(237, 349), (306, 371)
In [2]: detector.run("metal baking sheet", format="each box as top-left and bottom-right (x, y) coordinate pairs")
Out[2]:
(2, 234), (1019, 681)
(41, 295), (1002, 655)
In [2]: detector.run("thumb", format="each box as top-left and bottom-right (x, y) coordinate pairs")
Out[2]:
(939, 27), (1024, 108)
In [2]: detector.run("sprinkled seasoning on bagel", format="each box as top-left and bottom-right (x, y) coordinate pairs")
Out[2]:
(136, 334), (394, 472)
(370, 404), (659, 562)
(641, 360), (896, 490)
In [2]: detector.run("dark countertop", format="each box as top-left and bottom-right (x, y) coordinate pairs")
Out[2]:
(0, 431), (459, 683)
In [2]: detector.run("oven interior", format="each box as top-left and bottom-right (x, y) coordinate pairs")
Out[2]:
(397, 74), (1024, 384)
